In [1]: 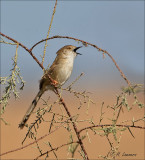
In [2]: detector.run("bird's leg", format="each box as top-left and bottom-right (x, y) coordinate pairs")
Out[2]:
(52, 79), (58, 85)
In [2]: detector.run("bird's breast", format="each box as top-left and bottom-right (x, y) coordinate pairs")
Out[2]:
(56, 56), (74, 85)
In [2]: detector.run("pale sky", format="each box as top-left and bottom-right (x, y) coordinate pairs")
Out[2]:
(1, 1), (144, 93)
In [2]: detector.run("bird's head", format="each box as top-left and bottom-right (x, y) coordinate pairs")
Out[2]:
(56, 45), (82, 58)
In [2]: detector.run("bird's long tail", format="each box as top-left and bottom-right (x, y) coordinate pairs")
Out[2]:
(19, 90), (43, 129)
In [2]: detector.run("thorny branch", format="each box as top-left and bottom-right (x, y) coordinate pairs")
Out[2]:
(0, 122), (65, 157)
(0, 30), (144, 159)
(0, 32), (89, 159)
(55, 88), (89, 160)
(0, 33), (130, 86)
(30, 35), (131, 86)
(35, 140), (79, 160)
(0, 32), (44, 70)
(79, 124), (145, 134)
(0, 122), (143, 158)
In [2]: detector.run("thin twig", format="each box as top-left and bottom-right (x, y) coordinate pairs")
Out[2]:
(0, 37), (17, 45)
(66, 72), (84, 89)
(0, 33), (61, 90)
(0, 32), (131, 86)
(0, 32), (44, 70)
(35, 141), (79, 160)
(0, 122), (65, 157)
(79, 124), (145, 134)
(30, 35), (131, 86)
(34, 136), (42, 155)
(13, 43), (19, 72)
(0, 32), (138, 160)
(48, 142), (58, 159)
(42, 0), (57, 65)
(49, 113), (55, 133)
(55, 89), (89, 160)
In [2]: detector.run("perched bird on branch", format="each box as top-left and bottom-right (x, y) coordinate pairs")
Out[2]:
(19, 45), (82, 129)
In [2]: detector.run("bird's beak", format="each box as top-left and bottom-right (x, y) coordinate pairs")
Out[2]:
(74, 46), (82, 55)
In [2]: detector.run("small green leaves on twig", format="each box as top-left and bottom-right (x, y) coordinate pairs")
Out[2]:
(0, 44), (25, 116)
(68, 135), (86, 158)
(122, 84), (144, 95)
(63, 73), (95, 112)
(122, 84), (144, 109)
(99, 102), (105, 125)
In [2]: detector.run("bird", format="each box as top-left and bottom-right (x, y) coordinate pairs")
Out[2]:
(19, 45), (82, 129)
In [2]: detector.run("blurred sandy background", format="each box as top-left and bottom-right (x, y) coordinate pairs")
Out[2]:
(1, 90), (144, 159)
(1, 1), (144, 160)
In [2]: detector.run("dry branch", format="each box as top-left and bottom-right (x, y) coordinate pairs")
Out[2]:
(1, 31), (143, 160)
